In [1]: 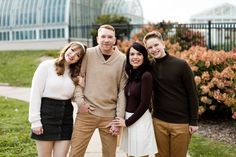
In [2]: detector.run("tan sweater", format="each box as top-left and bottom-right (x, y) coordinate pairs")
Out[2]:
(74, 46), (127, 118)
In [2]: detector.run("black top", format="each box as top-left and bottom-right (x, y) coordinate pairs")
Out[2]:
(124, 71), (152, 127)
(151, 52), (199, 126)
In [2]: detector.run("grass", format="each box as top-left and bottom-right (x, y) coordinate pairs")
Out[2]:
(189, 134), (236, 157)
(0, 50), (58, 87)
(0, 97), (235, 157)
(0, 97), (36, 157)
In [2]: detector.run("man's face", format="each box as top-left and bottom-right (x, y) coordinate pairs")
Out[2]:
(146, 37), (166, 59)
(97, 28), (116, 52)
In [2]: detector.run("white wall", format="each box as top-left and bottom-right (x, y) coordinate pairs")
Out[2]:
(0, 38), (92, 50)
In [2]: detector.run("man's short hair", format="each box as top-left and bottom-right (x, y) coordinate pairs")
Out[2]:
(98, 24), (116, 35)
(143, 31), (163, 45)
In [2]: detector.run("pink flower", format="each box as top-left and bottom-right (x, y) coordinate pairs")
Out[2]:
(205, 61), (210, 68)
(201, 72), (210, 81)
(198, 106), (206, 115)
(209, 105), (216, 111)
(194, 76), (201, 86)
(232, 111), (236, 119)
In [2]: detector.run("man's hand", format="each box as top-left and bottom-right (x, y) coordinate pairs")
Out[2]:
(109, 125), (120, 136)
(106, 120), (121, 136)
(78, 101), (95, 113)
(32, 127), (43, 135)
(189, 125), (198, 134)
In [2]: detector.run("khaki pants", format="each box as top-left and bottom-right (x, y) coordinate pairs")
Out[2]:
(69, 112), (117, 157)
(153, 118), (191, 157)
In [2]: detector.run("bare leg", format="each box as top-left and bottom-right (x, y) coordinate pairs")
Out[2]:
(53, 140), (71, 157)
(36, 140), (53, 157)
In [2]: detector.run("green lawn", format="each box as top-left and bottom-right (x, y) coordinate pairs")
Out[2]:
(0, 97), (236, 157)
(189, 134), (236, 157)
(0, 50), (58, 87)
(0, 97), (36, 157)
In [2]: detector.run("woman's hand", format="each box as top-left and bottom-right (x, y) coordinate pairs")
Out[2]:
(112, 117), (126, 127)
(77, 76), (85, 87)
(32, 127), (44, 135)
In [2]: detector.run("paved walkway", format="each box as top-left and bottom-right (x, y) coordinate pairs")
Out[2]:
(0, 85), (191, 157)
(0, 85), (126, 157)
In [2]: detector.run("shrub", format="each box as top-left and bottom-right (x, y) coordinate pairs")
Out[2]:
(175, 46), (236, 119)
(169, 25), (205, 51)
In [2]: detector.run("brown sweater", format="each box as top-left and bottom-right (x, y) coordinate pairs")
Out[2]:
(74, 46), (127, 118)
(125, 71), (152, 127)
(151, 52), (199, 126)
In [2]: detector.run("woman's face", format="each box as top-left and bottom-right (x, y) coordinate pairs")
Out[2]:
(129, 47), (144, 69)
(64, 46), (82, 64)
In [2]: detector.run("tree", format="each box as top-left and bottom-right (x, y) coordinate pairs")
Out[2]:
(91, 14), (131, 45)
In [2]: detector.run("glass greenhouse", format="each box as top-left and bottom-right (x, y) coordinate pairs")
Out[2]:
(0, 0), (143, 50)
(101, 0), (143, 24)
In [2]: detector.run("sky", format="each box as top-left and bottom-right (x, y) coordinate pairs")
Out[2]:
(139, 0), (236, 23)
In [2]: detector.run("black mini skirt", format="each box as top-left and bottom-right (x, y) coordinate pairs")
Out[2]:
(31, 97), (73, 141)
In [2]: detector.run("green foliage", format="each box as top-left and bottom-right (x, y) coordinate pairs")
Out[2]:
(169, 25), (205, 51)
(0, 97), (37, 157)
(189, 134), (236, 157)
(129, 22), (205, 51)
(131, 21), (174, 42)
(0, 50), (58, 87)
(91, 14), (131, 40)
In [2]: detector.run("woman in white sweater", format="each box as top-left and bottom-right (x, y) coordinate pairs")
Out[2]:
(28, 42), (86, 157)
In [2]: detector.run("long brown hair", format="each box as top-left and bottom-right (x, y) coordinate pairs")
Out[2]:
(55, 42), (86, 85)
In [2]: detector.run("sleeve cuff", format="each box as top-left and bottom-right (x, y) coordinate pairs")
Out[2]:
(31, 120), (42, 129)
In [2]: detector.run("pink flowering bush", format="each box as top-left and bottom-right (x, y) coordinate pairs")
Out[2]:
(172, 46), (236, 119)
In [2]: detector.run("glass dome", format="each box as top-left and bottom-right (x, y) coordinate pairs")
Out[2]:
(101, 0), (143, 24)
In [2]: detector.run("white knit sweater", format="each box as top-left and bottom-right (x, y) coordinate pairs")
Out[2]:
(28, 59), (75, 129)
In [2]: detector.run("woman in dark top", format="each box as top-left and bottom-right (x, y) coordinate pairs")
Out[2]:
(112, 42), (158, 157)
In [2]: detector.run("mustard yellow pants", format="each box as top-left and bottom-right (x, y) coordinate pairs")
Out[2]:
(153, 118), (191, 157)
(69, 112), (117, 157)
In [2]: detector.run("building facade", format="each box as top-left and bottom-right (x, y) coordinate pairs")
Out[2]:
(101, 0), (143, 25)
(189, 3), (236, 49)
(0, 0), (143, 50)
(0, 0), (104, 50)
(190, 3), (236, 23)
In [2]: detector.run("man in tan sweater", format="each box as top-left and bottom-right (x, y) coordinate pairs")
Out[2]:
(70, 24), (126, 157)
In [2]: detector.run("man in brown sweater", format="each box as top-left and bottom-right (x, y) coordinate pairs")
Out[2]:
(70, 25), (126, 157)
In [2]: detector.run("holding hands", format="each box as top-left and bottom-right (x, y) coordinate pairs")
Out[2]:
(108, 124), (120, 136)
(111, 117), (126, 127)
(106, 117), (126, 136)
